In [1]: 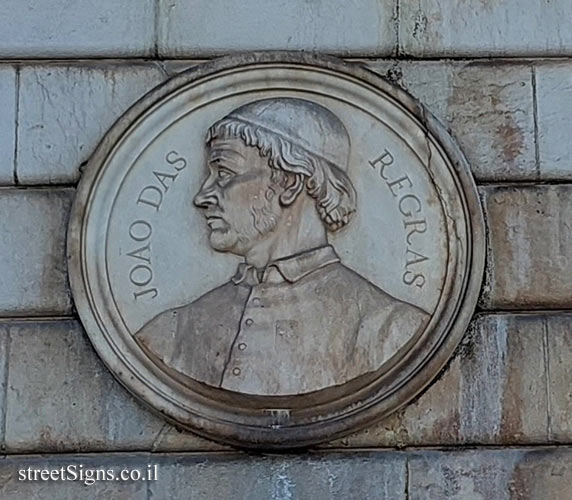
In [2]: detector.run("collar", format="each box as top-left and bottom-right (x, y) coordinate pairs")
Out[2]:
(231, 245), (340, 286)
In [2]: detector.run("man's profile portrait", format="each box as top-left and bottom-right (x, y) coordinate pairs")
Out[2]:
(135, 97), (429, 396)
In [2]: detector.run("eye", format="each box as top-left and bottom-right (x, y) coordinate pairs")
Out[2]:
(217, 168), (234, 182)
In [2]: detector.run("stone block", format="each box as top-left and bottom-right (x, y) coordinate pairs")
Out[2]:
(0, 454), (148, 499)
(0, 66), (16, 185)
(509, 449), (572, 500)
(0, 189), (73, 316)
(4, 320), (220, 453)
(0, 312), (550, 452)
(323, 314), (548, 448)
(149, 58), (538, 182)
(1, 450), (572, 499)
(409, 448), (572, 500)
(452, 315), (547, 445)
(148, 453), (406, 500)
(0, 0), (155, 58)
(536, 62), (572, 179)
(545, 314), (572, 441)
(158, 0), (396, 57)
(17, 64), (166, 184)
(367, 60), (536, 181)
(480, 185), (572, 309)
(0, 326), (10, 446)
(400, 0), (572, 57)
(409, 449), (522, 499)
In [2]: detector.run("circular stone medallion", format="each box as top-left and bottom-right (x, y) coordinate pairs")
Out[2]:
(68, 53), (485, 448)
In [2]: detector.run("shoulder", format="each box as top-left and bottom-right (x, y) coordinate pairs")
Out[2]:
(340, 265), (430, 366)
(134, 281), (239, 358)
(316, 263), (430, 370)
(324, 263), (430, 337)
(323, 263), (428, 316)
(382, 299), (429, 333)
(133, 305), (184, 361)
(189, 280), (247, 316)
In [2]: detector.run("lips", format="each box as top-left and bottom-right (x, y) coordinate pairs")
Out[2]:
(205, 214), (227, 230)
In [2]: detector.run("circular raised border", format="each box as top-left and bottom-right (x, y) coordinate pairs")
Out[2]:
(68, 52), (485, 449)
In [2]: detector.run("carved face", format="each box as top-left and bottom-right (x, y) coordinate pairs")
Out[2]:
(194, 137), (283, 255)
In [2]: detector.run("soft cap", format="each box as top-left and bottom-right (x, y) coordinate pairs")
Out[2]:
(225, 97), (351, 171)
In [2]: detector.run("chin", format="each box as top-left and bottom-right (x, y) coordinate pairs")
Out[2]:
(208, 230), (238, 253)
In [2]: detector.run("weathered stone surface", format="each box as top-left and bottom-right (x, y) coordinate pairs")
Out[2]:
(2, 449), (572, 499)
(5, 320), (159, 451)
(11, 59), (545, 184)
(409, 449), (522, 499)
(323, 314), (548, 448)
(400, 0), (572, 57)
(144, 59), (538, 182)
(0, 326), (10, 446)
(1, 310), (555, 453)
(17, 64), (166, 184)
(536, 62), (572, 179)
(148, 453), (406, 500)
(158, 0), (396, 56)
(410, 448), (572, 499)
(0, 454), (148, 499)
(4, 320), (225, 453)
(509, 449), (572, 500)
(409, 449), (572, 500)
(367, 60), (536, 181)
(0, 189), (73, 316)
(545, 314), (572, 442)
(0, 66), (16, 185)
(0, 0), (154, 58)
(480, 185), (572, 309)
(66, 53), (482, 448)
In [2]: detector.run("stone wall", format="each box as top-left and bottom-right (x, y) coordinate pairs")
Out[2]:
(1, 1), (571, 498)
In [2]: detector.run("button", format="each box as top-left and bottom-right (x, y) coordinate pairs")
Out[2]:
(251, 297), (261, 306)
(232, 367), (241, 376)
(245, 318), (253, 326)
(238, 343), (247, 351)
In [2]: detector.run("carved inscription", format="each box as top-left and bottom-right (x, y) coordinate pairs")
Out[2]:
(127, 151), (188, 300)
(369, 149), (429, 288)
(134, 98), (431, 397)
(69, 53), (483, 449)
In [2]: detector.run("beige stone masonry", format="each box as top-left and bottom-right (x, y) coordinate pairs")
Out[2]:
(0, 189), (73, 316)
(3, 60), (570, 185)
(367, 60), (537, 182)
(324, 314), (552, 448)
(536, 62), (572, 179)
(480, 185), (572, 310)
(1, 185), (571, 316)
(4, 320), (225, 453)
(0, 449), (569, 499)
(2, 314), (568, 452)
(17, 64), (166, 184)
(0, 66), (16, 184)
(157, 0), (396, 57)
(0, 0), (155, 58)
(400, 0), (572, 57)
(409, 448), (572, 500)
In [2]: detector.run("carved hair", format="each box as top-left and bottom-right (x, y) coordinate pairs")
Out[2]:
(206, 118), (357, 232)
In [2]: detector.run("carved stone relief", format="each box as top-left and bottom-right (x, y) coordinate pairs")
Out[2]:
(68, 53), (485, 448)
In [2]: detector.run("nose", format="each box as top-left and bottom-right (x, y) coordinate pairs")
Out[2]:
(193, 179), (218, 208)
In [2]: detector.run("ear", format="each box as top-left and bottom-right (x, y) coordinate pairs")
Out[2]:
(279, 173), (305, 206)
